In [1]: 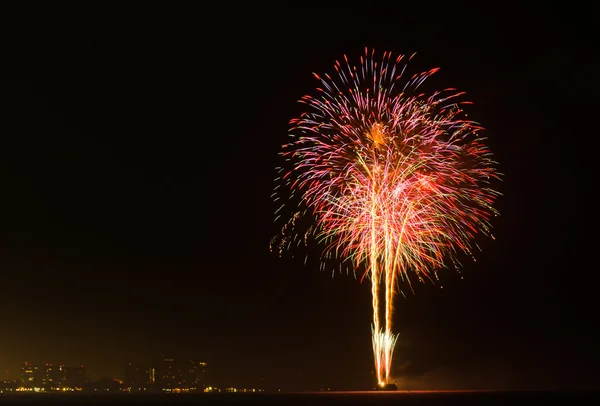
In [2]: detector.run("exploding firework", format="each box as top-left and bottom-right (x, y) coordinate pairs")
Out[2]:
(271, 48), (501, 387)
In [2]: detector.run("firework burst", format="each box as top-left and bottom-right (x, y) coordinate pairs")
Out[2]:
(271, 48), (501, 386)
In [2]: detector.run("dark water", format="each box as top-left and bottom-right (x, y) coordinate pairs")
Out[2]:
(0, 391), (598, 405)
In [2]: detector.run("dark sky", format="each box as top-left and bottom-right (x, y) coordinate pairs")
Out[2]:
(0, 2), (597, 391)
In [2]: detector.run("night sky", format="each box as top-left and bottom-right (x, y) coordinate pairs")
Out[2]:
(1, 2), (597, 391)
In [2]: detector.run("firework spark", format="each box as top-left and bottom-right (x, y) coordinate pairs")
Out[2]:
(271, 48), (501, 386)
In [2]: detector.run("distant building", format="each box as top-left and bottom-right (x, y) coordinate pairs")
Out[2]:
(158, 356), (182, 391)
(20, 362), (41, 388)
(156, 356), (209, 392)
(41, 364), (64, 390)
(124, 362), (156, 392)
(19, 363), (86, 391)
(184, 360), (208, 392)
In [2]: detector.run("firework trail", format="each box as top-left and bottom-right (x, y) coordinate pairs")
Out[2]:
(271, 48), (500, 386)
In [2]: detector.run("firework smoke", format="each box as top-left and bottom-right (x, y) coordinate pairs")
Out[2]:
(271, 48), (500, 386)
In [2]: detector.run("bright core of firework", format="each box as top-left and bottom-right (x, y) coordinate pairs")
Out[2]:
(271, 48), (501, 386)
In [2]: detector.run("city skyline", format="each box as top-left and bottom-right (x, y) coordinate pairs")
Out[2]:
(2, 356), (269, 394)
(2, 355), (208, 383)
(0, 2), (597, 392)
